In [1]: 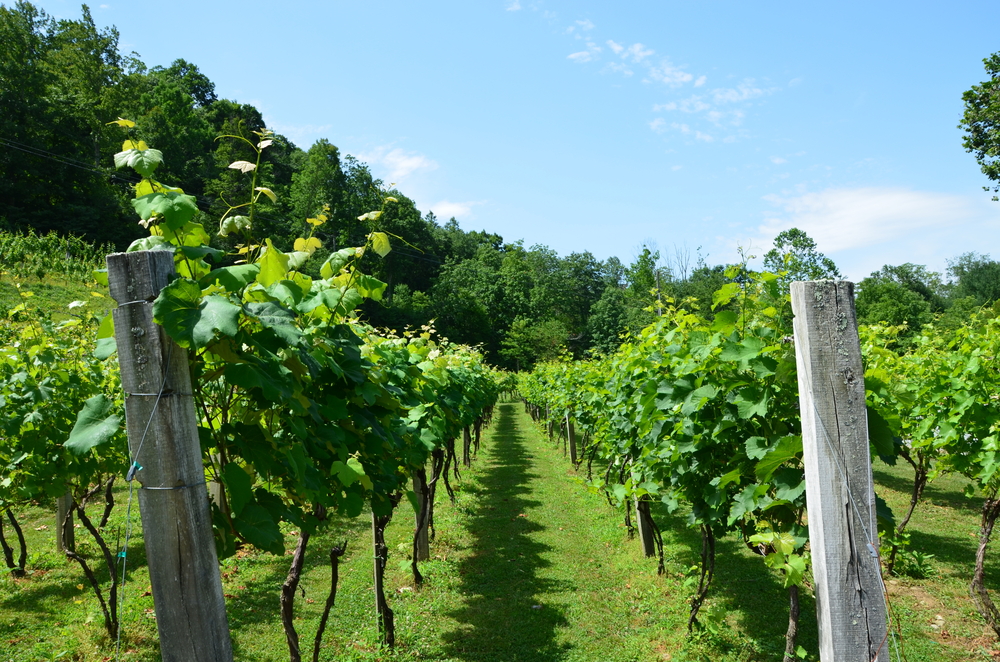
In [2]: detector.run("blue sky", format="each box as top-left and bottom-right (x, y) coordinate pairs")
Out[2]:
(39, 0), (1000, 280)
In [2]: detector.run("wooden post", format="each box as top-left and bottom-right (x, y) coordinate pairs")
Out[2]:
(566, 413), (577, 465)
(791, 281), (888, 662)
(108, 251), (232, 662)
(55, 488), (74, 553)
(635, 496), (655, 557)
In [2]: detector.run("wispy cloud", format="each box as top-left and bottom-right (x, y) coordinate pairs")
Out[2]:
(506, 0), (521, 11)
(356, 145), (438, 181)
(669, 122), (713, 142)
(759, 187), (975, 253)
(567, 40), (602, 63)
(429, 199), (485, 220)
(770, 156), (787, 164)
(753, 187), (1000, 279)
(548, 13), (773, 142)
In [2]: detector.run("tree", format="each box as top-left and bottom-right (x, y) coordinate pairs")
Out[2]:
(762, 228), (842, 285)
(959, 53), (1000, 200)
(948, 252), (1000, 304)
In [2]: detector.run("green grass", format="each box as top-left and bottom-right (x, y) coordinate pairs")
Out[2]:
(2, 404), (999, 661)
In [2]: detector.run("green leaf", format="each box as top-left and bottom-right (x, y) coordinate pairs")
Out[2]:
(152, 279), (240, 349)
(319, 248), (355, 279)
(223, 464), (253, 516)
(93, 269), (109, 286)
(126, 235), (174, 253)
(405, 490), (420, 516)
(95, 311), (117, 358)
(65, 395), (120, 455)
(200, 264), (260, 293)
(710, 310), (737, 335)
(720, 337), (766, 362)
(115, 147), (163, 176)
(353, 274), (387, 301)
(745, 436), (770, 460)
(343, 491), (364, 517)
(244, 301), (300, 344)
(233, 502), (284, 555)
(370, 232), (391, 257)
(179, 244), (225, 264)
(95, 337), (117, 360)
(755, 435), (802, 482)
(132, 192), (198, 230)
(712, 282), (742, 309)
(866, 405), (897, 463)
(256, 239), (290, 288)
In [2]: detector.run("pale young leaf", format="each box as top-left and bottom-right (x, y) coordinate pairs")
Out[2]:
(229, 160), (257, 173)
(254, 187), (277, 203)
(106, 117), (135, 128)
(258, 139), (273, 149)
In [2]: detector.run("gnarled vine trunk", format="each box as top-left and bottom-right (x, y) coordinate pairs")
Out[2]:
(971, 492), (1000, 637)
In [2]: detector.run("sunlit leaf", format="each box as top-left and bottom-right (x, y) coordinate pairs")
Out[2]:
(370, 232), (391, 257)
(229, 160), (256, 173)
(254, 186), (277, 203)
(65, 395), (120, 455)
(152, 278), (240, 349)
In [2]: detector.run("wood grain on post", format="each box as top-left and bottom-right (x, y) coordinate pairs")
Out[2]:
(790, 281), (888, 662)
(107, 251), (232, 662)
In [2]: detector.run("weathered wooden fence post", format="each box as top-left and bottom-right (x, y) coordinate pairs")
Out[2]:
(107, 251), (232, 662)
(791, 280), (888, 662)
(634, 496), (655, 557)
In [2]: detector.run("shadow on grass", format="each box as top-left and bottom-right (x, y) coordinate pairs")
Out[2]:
(439, 403), (571, 662)
(648, 502), (820, 659)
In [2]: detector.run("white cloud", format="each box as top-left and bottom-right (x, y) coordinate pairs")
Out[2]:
(607, 39), (624, 54)
(506, 0), (521, 10)
(567, 51), (593, 63)
(429, 200), (484, 220)
(356, 145), (438, 181)
(647, 60), (694, 86)
(576, 19), (595, 30)
(669, 122), (712, 142)
(649, 118), (667, 133)
(654, 96), (709, 113)
(623, 43), (654, 63)
(770, 156), (787, 164)
(751, 187), (1000, 279)
(694, 75), (707, 87)
(672, 165), (682, 171)
(712, 80), (767, 104)
(758, 187), (977, 253)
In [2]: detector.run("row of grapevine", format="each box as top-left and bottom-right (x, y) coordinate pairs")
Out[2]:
(521, 271), (902, 660)
(521, 267), (1000, 657)
(0, 120), (505, 659)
